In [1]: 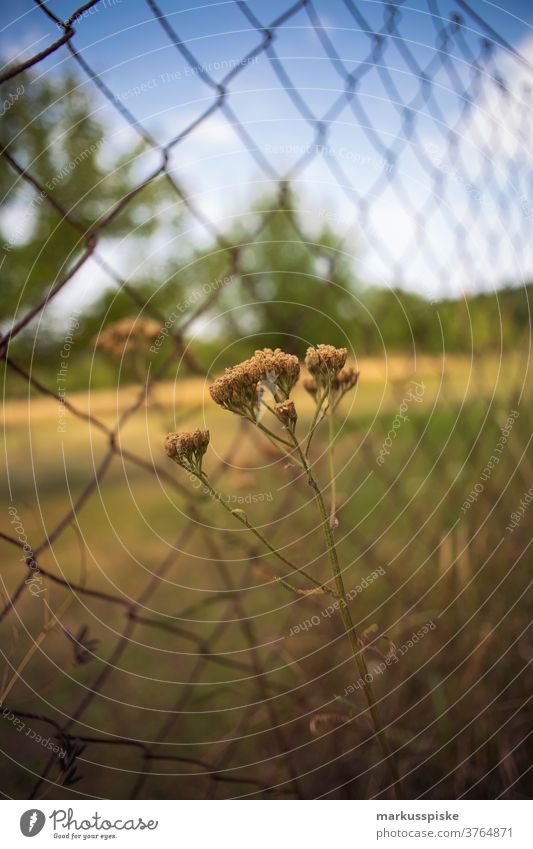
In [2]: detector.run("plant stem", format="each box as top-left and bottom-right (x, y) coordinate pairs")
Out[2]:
(287, 431), (403, 797)
(305, 388), (329, 456)
(0, 593), (73, 705)
(327, 404), (337, 529)
(196, 473), (334, 596)
(255, 418), (295, 451)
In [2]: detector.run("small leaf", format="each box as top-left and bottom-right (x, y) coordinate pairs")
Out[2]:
(309, 712), (351, 735)
(360, 623), (379, 644)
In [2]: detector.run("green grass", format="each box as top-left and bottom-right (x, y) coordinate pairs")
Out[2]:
(0, 357), (531, 799)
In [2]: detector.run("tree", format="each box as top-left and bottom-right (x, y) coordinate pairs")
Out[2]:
(179, 187), (362, 365)
(0, 70), (180, 332)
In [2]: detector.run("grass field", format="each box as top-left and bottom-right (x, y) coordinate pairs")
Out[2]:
(1, 353), (531, 799)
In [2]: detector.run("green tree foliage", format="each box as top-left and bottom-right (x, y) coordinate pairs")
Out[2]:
(0, 70), (177, 323)
(168, 188), (361, 366)
(220, 188), (359, 352)
(1, 74), (530, 393)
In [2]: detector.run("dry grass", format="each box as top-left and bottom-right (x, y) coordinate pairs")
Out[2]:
(1, 353), (531, 799)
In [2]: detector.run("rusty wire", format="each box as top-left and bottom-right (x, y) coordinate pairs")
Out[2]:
(0, 0), (532, 799)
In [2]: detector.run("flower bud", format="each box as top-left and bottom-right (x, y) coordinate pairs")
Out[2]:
(274, 400), (297, 428)
(305, 344), (347, 389)
(165, 429), (210, 473)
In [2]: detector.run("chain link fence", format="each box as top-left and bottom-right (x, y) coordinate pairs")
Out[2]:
(0, 0), (531, 799)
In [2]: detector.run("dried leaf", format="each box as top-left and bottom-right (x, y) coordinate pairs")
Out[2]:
(309, 712), (351, 735)
(297, 587), (327, 596)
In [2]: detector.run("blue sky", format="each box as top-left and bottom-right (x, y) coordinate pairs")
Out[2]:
(2, 0), (533, 300)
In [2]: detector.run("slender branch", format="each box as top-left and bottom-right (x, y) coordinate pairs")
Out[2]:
(327, 404), (337, 529)
(0, 593), (74, 704)
(305, 388), (329, 457)
(285, 428), (403, 797)
(196, 472), (334, 596)
(256, 419), (301, 455)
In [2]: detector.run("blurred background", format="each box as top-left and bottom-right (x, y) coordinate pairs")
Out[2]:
(0, 0), (532, 800)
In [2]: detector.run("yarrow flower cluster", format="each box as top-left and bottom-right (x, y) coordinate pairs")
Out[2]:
(333, 365), (360, 392)
(303, 346), (359, 406)
(254, 347), (300, 398)
(274, 400), (297, 429)
(209, 347), (300, 419)
(302, 376), (317, 394)
(305, 344), (348, 389)
(164, 344), (401, 793)
(94, 317), (161, 358)
(209, 357), (263, 419)
(164, 429), (210, 474)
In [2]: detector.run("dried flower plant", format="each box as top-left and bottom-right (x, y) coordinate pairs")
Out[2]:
(305, 343), (347, 387)
(208, 347), (300, 420)
(93, 317), (161, 380)
(164, 429), (210, 475)
(93, 317), (161, 358)
(165, 344), (402, 797)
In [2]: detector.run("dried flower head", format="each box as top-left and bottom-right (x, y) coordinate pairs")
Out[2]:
(165, 429), (210, 474)
(334, 365), (360, 392)
(274, 400), (297, 429)
(209, 347), (299, 418)
(209, 357), (263, 419)
(94, 317), (161, 358)
(305, 344), (348, 389)
(303, 377), (318, 398)
(253, 348), (300, 399)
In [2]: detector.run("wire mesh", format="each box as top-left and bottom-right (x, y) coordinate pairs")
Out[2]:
(0, 0), (532, 800)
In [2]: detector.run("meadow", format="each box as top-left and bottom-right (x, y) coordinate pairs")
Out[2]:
(2, 0), (532, 807)
(1, 352), (531, 799)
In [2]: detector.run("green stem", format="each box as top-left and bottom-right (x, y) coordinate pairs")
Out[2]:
(196, 473), (333, 596)
(287, 431), (403, 797)
(305, 388), (329, 457)
(327, 404), (337, 529)
(256, 418), (295, 451)
(254, 420), (306, 470)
